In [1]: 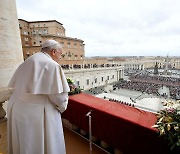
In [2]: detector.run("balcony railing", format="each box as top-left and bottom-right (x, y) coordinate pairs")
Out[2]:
(0, 91), (171, 154)
(62, 93), (171, 154)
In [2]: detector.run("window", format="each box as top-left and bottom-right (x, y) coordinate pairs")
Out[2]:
(67, 43), (71, 48)
(101, 77), (103, 81)
(24, 31), (28, 35)
(24, 38), (28, 41)
(68, 52), (71, 58)
(26, 52), (30, 57)
(34, 42), (36, 45)
(74, 55), (77, 60)
(77, 81), (80, 86)
(86, 79), (89, 85)
(32, 30), (36, 34)
(112, 75), (114, 79)
(80, 43), (83, 49)
(44, 29), (47, 34)
(95, 78), (97, 83)
(61, 54), (65, 59)
(107, 76), (109, 80)
(60, 42), (64, 47)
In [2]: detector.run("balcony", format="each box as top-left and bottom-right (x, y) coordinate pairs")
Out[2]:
(0, 90), (171, 154)
(64, 126), (107, 154)
(0, 121), (107, 154)
(62, 93), (172, 154)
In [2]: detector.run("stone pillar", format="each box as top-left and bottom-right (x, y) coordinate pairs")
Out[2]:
(0, 0), (24, 88)
(0, 1), (22, 153)
(117, 70), (119, 81)
(119, 70), (121, 80)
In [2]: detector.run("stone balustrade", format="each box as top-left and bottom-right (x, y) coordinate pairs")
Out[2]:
(0, 87), (13, 121)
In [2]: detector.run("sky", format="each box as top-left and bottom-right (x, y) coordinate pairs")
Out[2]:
(15, 0), (180, 57)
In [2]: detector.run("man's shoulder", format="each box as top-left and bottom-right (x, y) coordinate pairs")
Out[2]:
(21, 52), (60, 73)
(27, 52), (58, 65)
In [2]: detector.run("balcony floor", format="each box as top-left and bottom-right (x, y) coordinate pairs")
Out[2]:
(64, 126), (108, 154)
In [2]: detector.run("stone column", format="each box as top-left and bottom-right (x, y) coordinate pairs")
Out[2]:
(0, 0), (24, 88)
(117, 70), (119, 81)
(0, 0), (23, 119)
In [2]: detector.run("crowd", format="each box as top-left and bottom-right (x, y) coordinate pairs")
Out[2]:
(107, 97), (135, 107)
(61, 63), (120, 70)
(113, 79), (180, 100)
(130, 74), (180, 87)
(114, 80), (160, 95)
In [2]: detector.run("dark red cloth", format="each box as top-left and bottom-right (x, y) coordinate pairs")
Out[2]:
(62, 93), (170, 154)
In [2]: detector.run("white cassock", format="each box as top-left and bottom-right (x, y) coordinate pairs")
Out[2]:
(7, 52), (70, 154)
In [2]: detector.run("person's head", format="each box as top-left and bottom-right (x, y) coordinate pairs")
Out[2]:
(41, 40), (63, 62)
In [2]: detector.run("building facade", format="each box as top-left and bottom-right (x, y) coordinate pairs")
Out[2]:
(18, 19), (85, 64)
(64, 66), (123, 90)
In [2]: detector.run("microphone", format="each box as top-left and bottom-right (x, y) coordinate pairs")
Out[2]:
(86, 110), (93, 117)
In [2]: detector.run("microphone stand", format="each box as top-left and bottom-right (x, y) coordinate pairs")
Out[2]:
(86, 110), (93, 154)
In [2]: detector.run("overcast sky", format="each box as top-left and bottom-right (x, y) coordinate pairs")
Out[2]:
(16, 0), (180, 57)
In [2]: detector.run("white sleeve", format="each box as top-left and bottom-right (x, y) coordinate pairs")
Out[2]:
(48, 92), (69, 113)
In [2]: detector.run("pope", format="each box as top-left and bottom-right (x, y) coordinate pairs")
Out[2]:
(7, 40), (70, 154)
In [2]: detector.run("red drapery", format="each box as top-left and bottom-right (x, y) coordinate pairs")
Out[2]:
(62, 93), (170, 154)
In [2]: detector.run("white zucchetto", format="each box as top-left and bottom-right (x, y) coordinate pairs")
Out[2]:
(42, 40), (59, 48)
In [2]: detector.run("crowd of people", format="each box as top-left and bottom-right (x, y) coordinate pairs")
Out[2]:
(113, 79), (180, 100)
(61, 63), (120, 70)
(107, 97), (135, 107)
(130, 74), (180, 87)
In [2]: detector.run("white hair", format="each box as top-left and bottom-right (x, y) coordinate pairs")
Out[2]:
(41, 43), (62, 53)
